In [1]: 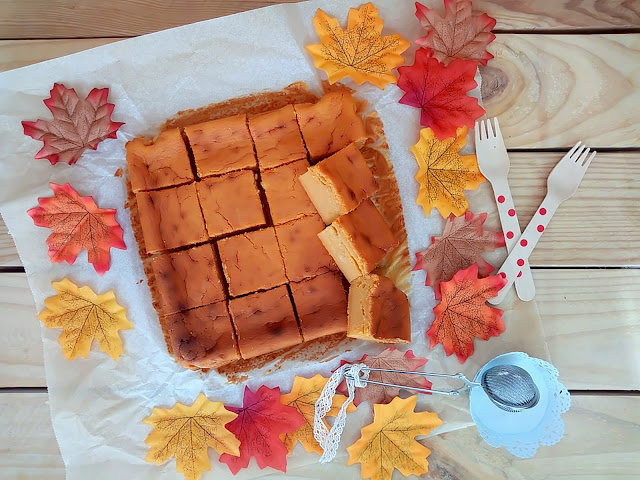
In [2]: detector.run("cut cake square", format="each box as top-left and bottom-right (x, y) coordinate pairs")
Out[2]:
(260, 159), (316, 225)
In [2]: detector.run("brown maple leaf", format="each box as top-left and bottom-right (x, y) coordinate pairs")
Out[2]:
(415, 0), (496, 66)
(306, 3), (410, 88)
(22, 83), (124, 165)
(429, 264), (506, 362)
(414, 211), (505, 298)
(27, 183), (126, 275)
(339, 348), (432, 407)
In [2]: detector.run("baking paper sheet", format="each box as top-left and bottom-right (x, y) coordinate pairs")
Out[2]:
(0, 1), (549, 478)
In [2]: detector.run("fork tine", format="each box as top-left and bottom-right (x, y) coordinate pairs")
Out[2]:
(583, 150), (597, 167)
(575, 147), (591, 164)
(567, 141), (582, 158)
(571, 144), (588, 161)
(486, 118), (494, 138)
(493, 117), (502, 139)
(475, 121), (482, 141)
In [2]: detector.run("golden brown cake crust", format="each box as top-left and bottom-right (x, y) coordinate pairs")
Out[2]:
(149, 243), (226, 315)
(260, 159), (316, 225)
(228, 285), (302, 359)
(290, 271), (348, 341)
(348, 273), (410, 343)
(184, 114), (257, 177)
(125, 128), (193, 193)
(275, 215), (338, 282)
(161, 302), (240, 368)
(218, 227), (287, 297)
(294, 91), (367, 160)
(196, 170), (266, 238)
(248, 104), (307, 170)
(135, 183), (208, 253)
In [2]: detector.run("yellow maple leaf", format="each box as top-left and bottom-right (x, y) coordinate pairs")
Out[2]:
(143, 393), (241, 480)
(347, 395), (442, 480)
(38, 277), (132, 360)
(306, 3), (410, 89)
(411, 126), (485, 218)
(279, 374), (356, 455)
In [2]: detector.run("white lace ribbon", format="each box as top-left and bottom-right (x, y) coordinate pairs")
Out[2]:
(313, 363), (369, 463)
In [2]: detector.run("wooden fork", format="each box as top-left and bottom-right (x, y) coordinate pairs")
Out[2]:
(475, 118), (535, 301)
(489, 142), (597, 305)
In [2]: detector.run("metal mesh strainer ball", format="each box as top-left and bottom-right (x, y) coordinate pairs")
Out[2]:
(480, 364), (540, 412)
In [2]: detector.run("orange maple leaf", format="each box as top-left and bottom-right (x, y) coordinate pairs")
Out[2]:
(411, 126), (485, 218)
(143, 393), (240, 480)
(429, 264), (506, 362)
(306, 3), (410, 89)
(22, 83), (124, 165)
(347, 395), (442, 480)
(279, 374), (355, 455)
(415, 0), (496, 66)
(414, 211), (505, 298)
(27, 183), (126, 275)
(38, 278), (132, 360)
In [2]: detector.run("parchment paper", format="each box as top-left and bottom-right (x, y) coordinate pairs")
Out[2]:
(0, 1), (549, 478)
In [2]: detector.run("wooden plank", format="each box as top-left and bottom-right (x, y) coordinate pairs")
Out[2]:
(0, 273), (45, 387)
(0, 393), (64, 477)
(534, 269), (640, 390)
(483, 34), (640, 148)
(2, 269), (639, 390)
(0, 0), (638, 39)
(1, 392), (637, 478)
(3, 150), (638, 268)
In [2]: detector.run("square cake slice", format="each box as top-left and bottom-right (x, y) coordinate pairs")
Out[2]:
(218, 227), (287, 297)
(228, 285), (302, 359)
(184, 114), (257, 177)
(136, 183), (207, 254)
(347, 274), (410, 343)
(300, 143), (379, 224)
(290, 271), (348, 341)
(248, 104), (307, 170)
(125, 128), (193, 193)
(260, 159), (316, 225)
(294, 91), (367, 161)
(275, 215), (338, 283)
(196, 170), (266, 238)
(160, 302), (240, 368)
(148, 243), (225, 315)
(318, 199), (398, 282)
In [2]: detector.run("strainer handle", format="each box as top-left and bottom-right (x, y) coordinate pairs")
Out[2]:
(354, 368), (481, 395)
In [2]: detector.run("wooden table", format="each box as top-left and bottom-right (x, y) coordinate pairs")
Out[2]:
(1, 1), (639, 478)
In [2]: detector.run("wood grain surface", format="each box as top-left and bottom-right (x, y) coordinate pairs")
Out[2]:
(1, 393), (637, 479)
(0, 0), (638, 39)
(3, 269), (638, 390)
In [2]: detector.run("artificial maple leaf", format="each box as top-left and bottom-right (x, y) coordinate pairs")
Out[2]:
(38, 277), (132, 360)
(143, 392), (240, 480)
(27, 183), (126, 275)
(22, 83), (124, 165)
(429, 264), (506, 362)
(411, 126), (485, 218)
(279, 374), (356, 455)
(397, 48), (484, 139)
(338, 348), (432, 407)
(415, 0), (496, 66)
(306, 3), (410, 89)
(414, 211), (505, 298)
(347, 395), (442, 480)
(219, 385), (305, 474)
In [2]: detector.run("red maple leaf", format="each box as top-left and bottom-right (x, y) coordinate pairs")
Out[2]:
(220, 385), (305, 474)
(413, 211), (505, 299)
(22, 83), (124, 165)
(428, 264), (506, 363)
(415, 0), (496, 66)
(397, 48), (484, 139)
(338, 348), (432, 407)
(27, 183), (126, 275)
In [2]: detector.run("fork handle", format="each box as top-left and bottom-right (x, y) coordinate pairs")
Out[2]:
(489, 198), (560, 305)
(489, 177), (536, 301)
